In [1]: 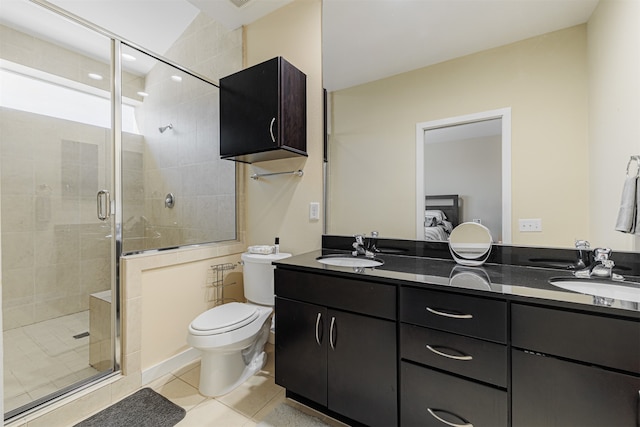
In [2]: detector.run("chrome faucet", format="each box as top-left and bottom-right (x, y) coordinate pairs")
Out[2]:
(574, 247), (624, 281)
(574, 239), (591, 270)
(352, 232), (379, 258)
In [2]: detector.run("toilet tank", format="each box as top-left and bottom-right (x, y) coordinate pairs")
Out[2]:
(241, 252), (292, 305)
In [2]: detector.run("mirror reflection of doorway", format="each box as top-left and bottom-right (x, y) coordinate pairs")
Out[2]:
(416, 109), (512, 243)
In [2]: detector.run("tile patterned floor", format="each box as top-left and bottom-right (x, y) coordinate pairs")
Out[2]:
(4, 316), (348, 426)
(3, 312), (100, 414)
(146, 344), (349, 427)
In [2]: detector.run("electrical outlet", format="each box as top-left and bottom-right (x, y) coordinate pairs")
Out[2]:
(309, 202), (320, 221)
(472, 218), (482, 224)
(519, 218), (542, 232)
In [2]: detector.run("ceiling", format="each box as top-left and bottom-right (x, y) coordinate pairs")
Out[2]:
(322, 0), (599, 91)
(0, 0), (599, 89)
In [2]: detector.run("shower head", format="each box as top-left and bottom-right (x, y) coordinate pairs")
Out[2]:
(159, 123), (173, 133)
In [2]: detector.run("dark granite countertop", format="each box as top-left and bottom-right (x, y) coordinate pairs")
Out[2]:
(274, 248), (640, 317)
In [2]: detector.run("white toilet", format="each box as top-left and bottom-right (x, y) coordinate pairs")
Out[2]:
(187, 251), (291, 397)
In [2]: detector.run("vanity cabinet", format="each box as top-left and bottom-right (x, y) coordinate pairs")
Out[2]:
(511, 303), (640, 426)
(220, 56), (307, 163)
(274, 269), (397, 427)
(400, 286), (508, 427)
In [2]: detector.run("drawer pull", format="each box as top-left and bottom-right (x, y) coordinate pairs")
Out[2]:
(427, 408), (473, 427)
(329, 316), (336, 350)
(426, 307), (473, 319)
(426, 345), (473, 361)
(315, 312), (322, 346)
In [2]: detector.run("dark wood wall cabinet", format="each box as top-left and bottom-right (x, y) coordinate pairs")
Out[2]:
(219, 56), (307, 163)
(274, 266), (640, 426)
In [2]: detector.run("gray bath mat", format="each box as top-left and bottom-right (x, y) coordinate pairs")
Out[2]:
(74, 388), (185, 427)
(258, 403), (329, 427)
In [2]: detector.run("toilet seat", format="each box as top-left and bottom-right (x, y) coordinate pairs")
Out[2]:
(190, 303), (260, 336)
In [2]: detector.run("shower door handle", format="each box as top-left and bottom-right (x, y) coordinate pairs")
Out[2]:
(97, 190), (111, 221)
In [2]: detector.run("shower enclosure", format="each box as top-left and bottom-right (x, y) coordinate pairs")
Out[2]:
(1, 0), (236, 420)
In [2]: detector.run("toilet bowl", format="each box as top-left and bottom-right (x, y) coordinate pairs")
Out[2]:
(187, 251), (291, 397)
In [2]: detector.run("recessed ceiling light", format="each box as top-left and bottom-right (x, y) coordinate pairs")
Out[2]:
(171, 75), (182, 82)
(88, 73), (103, 80)
(137, 91), (149, 97)
(122, 53), (136, 62)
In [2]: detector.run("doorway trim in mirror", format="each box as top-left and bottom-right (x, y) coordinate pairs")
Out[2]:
(416, 108), (512, 243)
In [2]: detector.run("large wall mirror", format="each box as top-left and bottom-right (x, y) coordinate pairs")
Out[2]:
(323, 0), (640, 253)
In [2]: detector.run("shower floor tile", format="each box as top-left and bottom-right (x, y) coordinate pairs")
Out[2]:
(3, 311), (101, 414)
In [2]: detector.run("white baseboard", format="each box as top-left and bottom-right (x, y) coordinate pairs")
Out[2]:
(141, 347), (201, 385)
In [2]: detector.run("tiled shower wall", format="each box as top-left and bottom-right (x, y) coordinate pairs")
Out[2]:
(1, 13), (243, 329)
(0, 21), (143, 331)
(123, 14), (242, 252)
(0, 109), (131, 330)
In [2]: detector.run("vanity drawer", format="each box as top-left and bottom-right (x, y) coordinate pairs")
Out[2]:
(512, 303), (640, 374)
(401, 324), (507, 388)
(400, 287), (506, 343)
(275, 268), (396, 320)
(401, 361), (507, 427)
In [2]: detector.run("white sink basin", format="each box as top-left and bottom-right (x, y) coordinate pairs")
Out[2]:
(316, 256), (383, 268)
(549, 277), (640, 303)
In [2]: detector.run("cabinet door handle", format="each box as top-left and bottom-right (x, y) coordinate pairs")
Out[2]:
(426, 408), (473, 427)
(426, 345), (473, 361)
(329, 316), (336, 350)
(426, 307), (473, 319)
(269, 117), (276, 143)
(315, 312), (322, 346)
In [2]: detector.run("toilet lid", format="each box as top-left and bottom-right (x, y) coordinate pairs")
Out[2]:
(190, 303), (260, 335)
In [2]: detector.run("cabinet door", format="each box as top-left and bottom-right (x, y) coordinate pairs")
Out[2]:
(220, 58), (278, 157)
(512, 349), (640, 427)
(275, 297), (327, 406)
(327, 309), (397, 427)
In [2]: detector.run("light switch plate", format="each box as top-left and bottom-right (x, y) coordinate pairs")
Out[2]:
(309, 202), (320, 221)
(518, 218), (542, 232)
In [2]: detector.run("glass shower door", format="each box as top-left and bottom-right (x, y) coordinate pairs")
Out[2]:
(1, 0), (116, 418)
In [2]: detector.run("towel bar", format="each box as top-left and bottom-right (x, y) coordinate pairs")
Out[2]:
(250, 169), (304, 180)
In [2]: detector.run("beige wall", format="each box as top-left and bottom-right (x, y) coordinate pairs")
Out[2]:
(137, 0), (323, 382)
(328, 25), (590, 247)
(131, 245), (245, 372)
(588, 0), (640, 251)
(139, 0), (324, 376)
(243, 0), (324, 255)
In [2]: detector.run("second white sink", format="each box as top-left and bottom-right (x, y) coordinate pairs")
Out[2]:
(549, 277), (640, 303)
(316, 256), (383, 268)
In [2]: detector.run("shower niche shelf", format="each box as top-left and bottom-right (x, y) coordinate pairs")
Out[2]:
(220, 56), (307, 163)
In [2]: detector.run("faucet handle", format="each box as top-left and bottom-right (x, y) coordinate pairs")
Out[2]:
(593, 248), (611, 261)
(575, 239), (590, 250)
